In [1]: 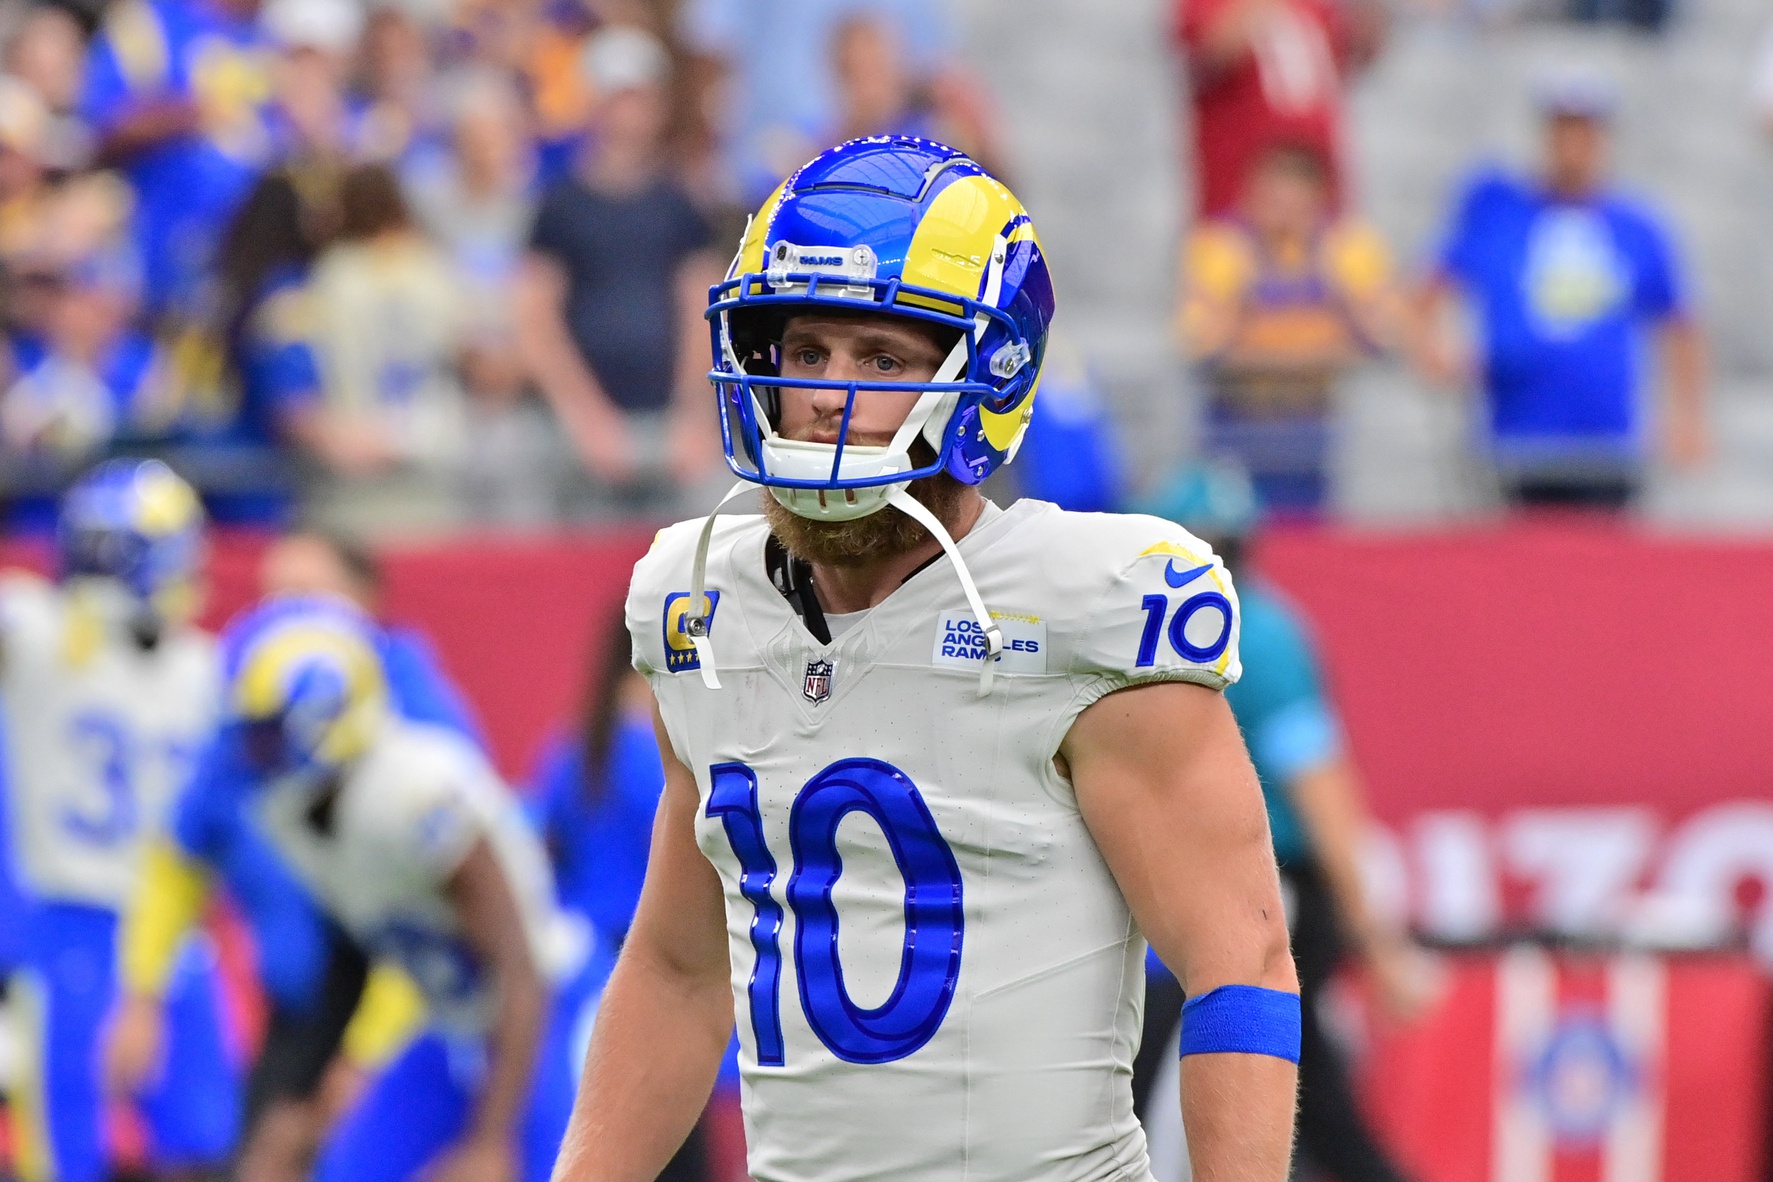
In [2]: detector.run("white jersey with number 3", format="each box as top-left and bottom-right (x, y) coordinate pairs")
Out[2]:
(0, 573), (218, 910)
(627, 498), (1242, 1182)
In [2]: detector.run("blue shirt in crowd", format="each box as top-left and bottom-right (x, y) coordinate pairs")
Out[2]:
(525, 713), (664, 958)
(677, 0), (953, 204)
(82, 0), (275, 317)
(1437, 169), (1686, 457)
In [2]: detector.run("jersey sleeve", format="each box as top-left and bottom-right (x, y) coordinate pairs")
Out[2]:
(624, 518), (709, 680)
(0, 572), (62, 679)
(378, 752), (492, 886)
(1062, 515), (1242, 711)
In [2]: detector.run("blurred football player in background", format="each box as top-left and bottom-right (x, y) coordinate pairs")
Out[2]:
(0, 458), (240, 1182)
(111, 528), (485, 1182)
(554, 136), (1298, 1182)
(1134, 460), (1437, 1182)
(114, 597), (581, 1182)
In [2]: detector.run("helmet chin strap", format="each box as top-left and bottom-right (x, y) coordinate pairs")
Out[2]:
(885, 488), (1002, 696)
(686, 482), (758, 690)
(682, 480), (1004, 697)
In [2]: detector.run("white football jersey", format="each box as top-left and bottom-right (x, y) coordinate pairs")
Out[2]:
(254, 717), (576, 1034)
(627, 498), (1242, 1182)
(0, 573), (218, 910)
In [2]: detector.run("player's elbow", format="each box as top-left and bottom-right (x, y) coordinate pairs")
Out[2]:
(1257, 913), (1299, 996)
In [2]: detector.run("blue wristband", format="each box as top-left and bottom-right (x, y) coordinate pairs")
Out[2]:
(1178, 985), (1302, 1063)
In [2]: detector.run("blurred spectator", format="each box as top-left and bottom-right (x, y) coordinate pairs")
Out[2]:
(1179, 141), (1400, 513)
(0, 243), (158, 461)
(1006, 332), (1124, 514)
(164, 167), (327, 522)
(0, 187), (161, 533)
(0, 74), (55, 263)
(520, 0), (598, 180)
(409, 70), (568, 526)
(518, 25), (722, 517)
(679, 0), (994, 205)
(355, 3), (443, 167)
(81, 0), (277, 321)
(408, 70), (533, 337)
(263, 0), (366, 169)
(5, 3), (93, 171)
(1172, 0), (1384, 218)
(825, 12), (1004, 176)
(292, 161), (471, 533)
(1753, 22), (1773, 140)
(1414, 77), (1707, 510)
(0, 175), (158, 475)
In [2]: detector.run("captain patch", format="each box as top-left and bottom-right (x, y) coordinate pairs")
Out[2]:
(932, 610), (1047, 673)
(663, 590), (721, 674)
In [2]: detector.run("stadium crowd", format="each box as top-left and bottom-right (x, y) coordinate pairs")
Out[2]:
(0, 0), (1011, 536)
(0, 0), (1723, 537)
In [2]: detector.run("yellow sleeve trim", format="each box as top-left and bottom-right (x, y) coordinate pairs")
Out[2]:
(120, 840), (211, 997)
(342, 963), (427, 1068)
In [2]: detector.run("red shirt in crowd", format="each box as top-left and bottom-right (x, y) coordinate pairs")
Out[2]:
(1174, 0), (1351, 217)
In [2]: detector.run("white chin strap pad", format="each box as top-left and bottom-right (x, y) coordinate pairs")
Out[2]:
(686, 482), (756, 689)
(885, 488), (1002, 696)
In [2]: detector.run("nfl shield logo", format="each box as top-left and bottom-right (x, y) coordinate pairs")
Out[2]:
(802, 659), (834, 704)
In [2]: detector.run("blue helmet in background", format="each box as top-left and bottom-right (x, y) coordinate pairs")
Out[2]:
(221, 595), (389, 776)
(56, 459), (205, 620)
(707, 135), (1056, 521)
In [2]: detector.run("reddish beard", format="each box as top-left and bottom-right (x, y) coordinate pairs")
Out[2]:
(762, 470), (970, 568)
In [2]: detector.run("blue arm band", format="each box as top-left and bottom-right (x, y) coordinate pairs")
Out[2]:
(1178, 985), (1302, 1063)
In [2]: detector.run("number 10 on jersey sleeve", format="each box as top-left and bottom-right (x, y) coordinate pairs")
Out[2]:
(706, 758), (965, 1067)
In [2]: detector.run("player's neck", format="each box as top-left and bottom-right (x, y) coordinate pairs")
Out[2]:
(809, 492), (986, 615)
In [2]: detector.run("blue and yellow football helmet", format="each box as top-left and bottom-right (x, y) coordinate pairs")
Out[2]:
(222, 596), (389, 775)
(707, 135), (1056, 521)
(57, 458), (205, 622)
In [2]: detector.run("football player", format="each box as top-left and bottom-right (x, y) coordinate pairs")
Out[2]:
(554, 135), (1300, 1181)
(0, 459), (239, 1182)
(108, 529), (488, 1182)
(115, 597), (582, 1182)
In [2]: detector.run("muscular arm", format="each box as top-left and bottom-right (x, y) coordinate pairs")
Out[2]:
(445, 838), (548, 1152)
(1064, 681), (1297, 1182)
(551, 706), (734, 1182)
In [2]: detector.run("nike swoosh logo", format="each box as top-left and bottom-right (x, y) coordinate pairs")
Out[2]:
(1164, 560), (1214, 589)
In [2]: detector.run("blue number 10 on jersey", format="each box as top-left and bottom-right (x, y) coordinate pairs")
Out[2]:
(706, 758), (965, 1067)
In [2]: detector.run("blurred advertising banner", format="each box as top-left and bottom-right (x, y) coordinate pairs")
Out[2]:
(1256, 520), (1773, 955)
(1355, 950), (1771, 1182)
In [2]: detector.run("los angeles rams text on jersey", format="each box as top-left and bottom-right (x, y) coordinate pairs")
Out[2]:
(626, 499), (1240, 1182)
(0, 573), (218, 910)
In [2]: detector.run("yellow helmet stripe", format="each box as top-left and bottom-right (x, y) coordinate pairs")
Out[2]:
(233, 622), (384, 720)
